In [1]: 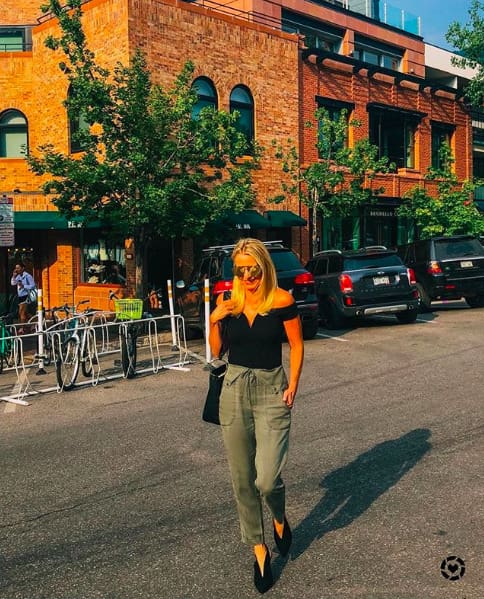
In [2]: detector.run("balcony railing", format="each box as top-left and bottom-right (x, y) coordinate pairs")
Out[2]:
(321, 0), (420, 35)
(0, 43), (33, 52)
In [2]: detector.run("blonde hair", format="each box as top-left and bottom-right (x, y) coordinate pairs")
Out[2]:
(231, 238), (277, 316)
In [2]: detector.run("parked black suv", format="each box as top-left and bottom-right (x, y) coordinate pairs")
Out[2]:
(397, 235), (484, 310)
(176, 241), (319, 339)
(305, 247), (419, 329)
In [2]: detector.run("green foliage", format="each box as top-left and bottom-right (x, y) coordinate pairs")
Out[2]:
(447, 0), (484, 107)
(30, 0), (259, 288)
(398, 144), (484, 238)
(272, 108), (391, 253)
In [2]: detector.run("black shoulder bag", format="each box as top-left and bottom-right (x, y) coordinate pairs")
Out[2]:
(202, 295), (230, 425)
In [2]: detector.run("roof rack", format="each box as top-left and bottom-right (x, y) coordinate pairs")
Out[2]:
(204, 240), (284, 252)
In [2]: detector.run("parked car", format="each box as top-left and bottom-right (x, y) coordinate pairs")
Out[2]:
(305, 247), (419, 329)
(397, 235), (484, 311)
(176, 241), (319, 339)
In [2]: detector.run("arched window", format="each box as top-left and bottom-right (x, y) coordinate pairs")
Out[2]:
(68, 86), (89, 153)
(229, 85), (254, 150)
(191, 77), (217, 118)
(0, 109), (28, 158)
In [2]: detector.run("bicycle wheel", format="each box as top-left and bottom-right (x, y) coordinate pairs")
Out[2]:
(81, 328), (97, 377)
(55, 337), (80, 390)
(120, 326), (137, 379)
(5, 328), (20, 368)
(43, 333), (53, 367)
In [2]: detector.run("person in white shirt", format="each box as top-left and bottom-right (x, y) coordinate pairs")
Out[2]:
(11, 262), (36, 325)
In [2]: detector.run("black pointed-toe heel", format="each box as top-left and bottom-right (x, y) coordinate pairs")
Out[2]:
(253, 544), (273, 594)
(273, 516), (292, 557)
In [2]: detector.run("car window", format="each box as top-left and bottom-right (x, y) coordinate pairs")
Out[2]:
(307, 257), (328, 276)
(269, 250), (304, 271)
(434, 238), (484, 259)
(328, 255), (342, 273)
(343, 253), (403, 270)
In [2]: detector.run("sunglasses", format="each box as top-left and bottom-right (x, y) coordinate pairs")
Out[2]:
(233, 264), (262, 279)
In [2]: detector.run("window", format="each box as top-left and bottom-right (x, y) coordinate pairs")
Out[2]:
(0, 27), (31, 52)
(316, 97), (354, 155)
(68, 86), (90, 154)
(191, 77), (217, 118)
(230, 85), (254, 150)
(0, 110), (28, 158)
(431, 122), (454, 169)
(82, 233), (126, 284)
(353, 36), (403, 71)
(369, 105), (422, 169)
(282, 11), (344, 52)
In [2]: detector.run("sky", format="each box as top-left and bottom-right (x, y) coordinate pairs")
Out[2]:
(392, 0), (474, 49)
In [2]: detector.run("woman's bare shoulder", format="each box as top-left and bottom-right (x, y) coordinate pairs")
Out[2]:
(272, 287), (295, 309)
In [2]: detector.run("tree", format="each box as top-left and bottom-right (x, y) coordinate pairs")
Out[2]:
(398, 144), (484, 238)
(447, 0), (484, 107)
(29, 0), (259, 295)
(273, 108), (391, 254)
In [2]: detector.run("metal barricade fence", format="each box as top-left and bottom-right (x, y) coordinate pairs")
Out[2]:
(0, 312), (190, 406)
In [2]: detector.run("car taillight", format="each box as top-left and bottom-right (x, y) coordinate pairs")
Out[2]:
(339, 273), (353, 293)
(427, 261), (443, 275)
(294, 272), (314, 285)
(407, 267), (416, 285)
(212, 280), (233, 296)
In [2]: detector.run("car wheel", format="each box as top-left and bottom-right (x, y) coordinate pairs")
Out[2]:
(396, 310), (418, 324)
(302, 320), (318, 340)
(416, 283), (432, 312)
(465, 295), (484, 308)
(324, 300), (349, 330)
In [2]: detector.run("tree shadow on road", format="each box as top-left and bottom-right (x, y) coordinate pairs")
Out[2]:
(273, 428), (431, 574)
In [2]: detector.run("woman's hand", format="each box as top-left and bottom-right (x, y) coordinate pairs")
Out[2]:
(210, 299), (235, 324)
(283, 386), (297, 409)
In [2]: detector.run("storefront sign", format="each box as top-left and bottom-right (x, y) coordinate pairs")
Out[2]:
(368, 209), (396, 218)
(0, 196), (14, 247)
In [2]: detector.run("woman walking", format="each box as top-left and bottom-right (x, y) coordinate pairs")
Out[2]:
(209, 238), (304, 593)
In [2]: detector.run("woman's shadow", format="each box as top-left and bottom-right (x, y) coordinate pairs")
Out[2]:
(274, 428), (431, 571)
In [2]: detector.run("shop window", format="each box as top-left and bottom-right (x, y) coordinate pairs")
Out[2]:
(191, 77), (218, 118)
(0, 109), (28, 158)
(431, 123), (454, 170)
(82, 234), (126, 284)
(353, 36), (402, 71)
(474, 152), (484, 179)
(369, 107), (420, 169)
(230, 85), (254, 151)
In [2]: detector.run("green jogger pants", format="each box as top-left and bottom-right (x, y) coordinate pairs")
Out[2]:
(219, 363), (291, 545)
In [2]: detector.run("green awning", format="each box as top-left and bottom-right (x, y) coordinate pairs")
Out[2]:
(224, 209), (271, 230)
(14, 211), (101, 229)
(264, 210), (307, 227)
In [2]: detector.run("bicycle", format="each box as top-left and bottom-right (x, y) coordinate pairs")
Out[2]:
(53, 300), (98, 390)
(0, 313), (19, 373)
(109, 291), (143, 379)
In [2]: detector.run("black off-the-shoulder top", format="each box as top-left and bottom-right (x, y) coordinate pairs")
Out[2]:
(226, 303), (298, 369)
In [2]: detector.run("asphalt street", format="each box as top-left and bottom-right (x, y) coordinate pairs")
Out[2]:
(1, 301), (483, 599)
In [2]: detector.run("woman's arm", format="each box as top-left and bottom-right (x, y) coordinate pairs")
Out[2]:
(273, 287), (304, 409)
(283, 315), (304, 409)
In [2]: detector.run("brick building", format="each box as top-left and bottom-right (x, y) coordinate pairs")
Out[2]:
(213, 0), (475, 250)
(0, 0), (478, 310)
(0, 0), (300, 310)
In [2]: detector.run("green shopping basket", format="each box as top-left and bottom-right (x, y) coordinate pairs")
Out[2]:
(114, 299), (143, 321)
